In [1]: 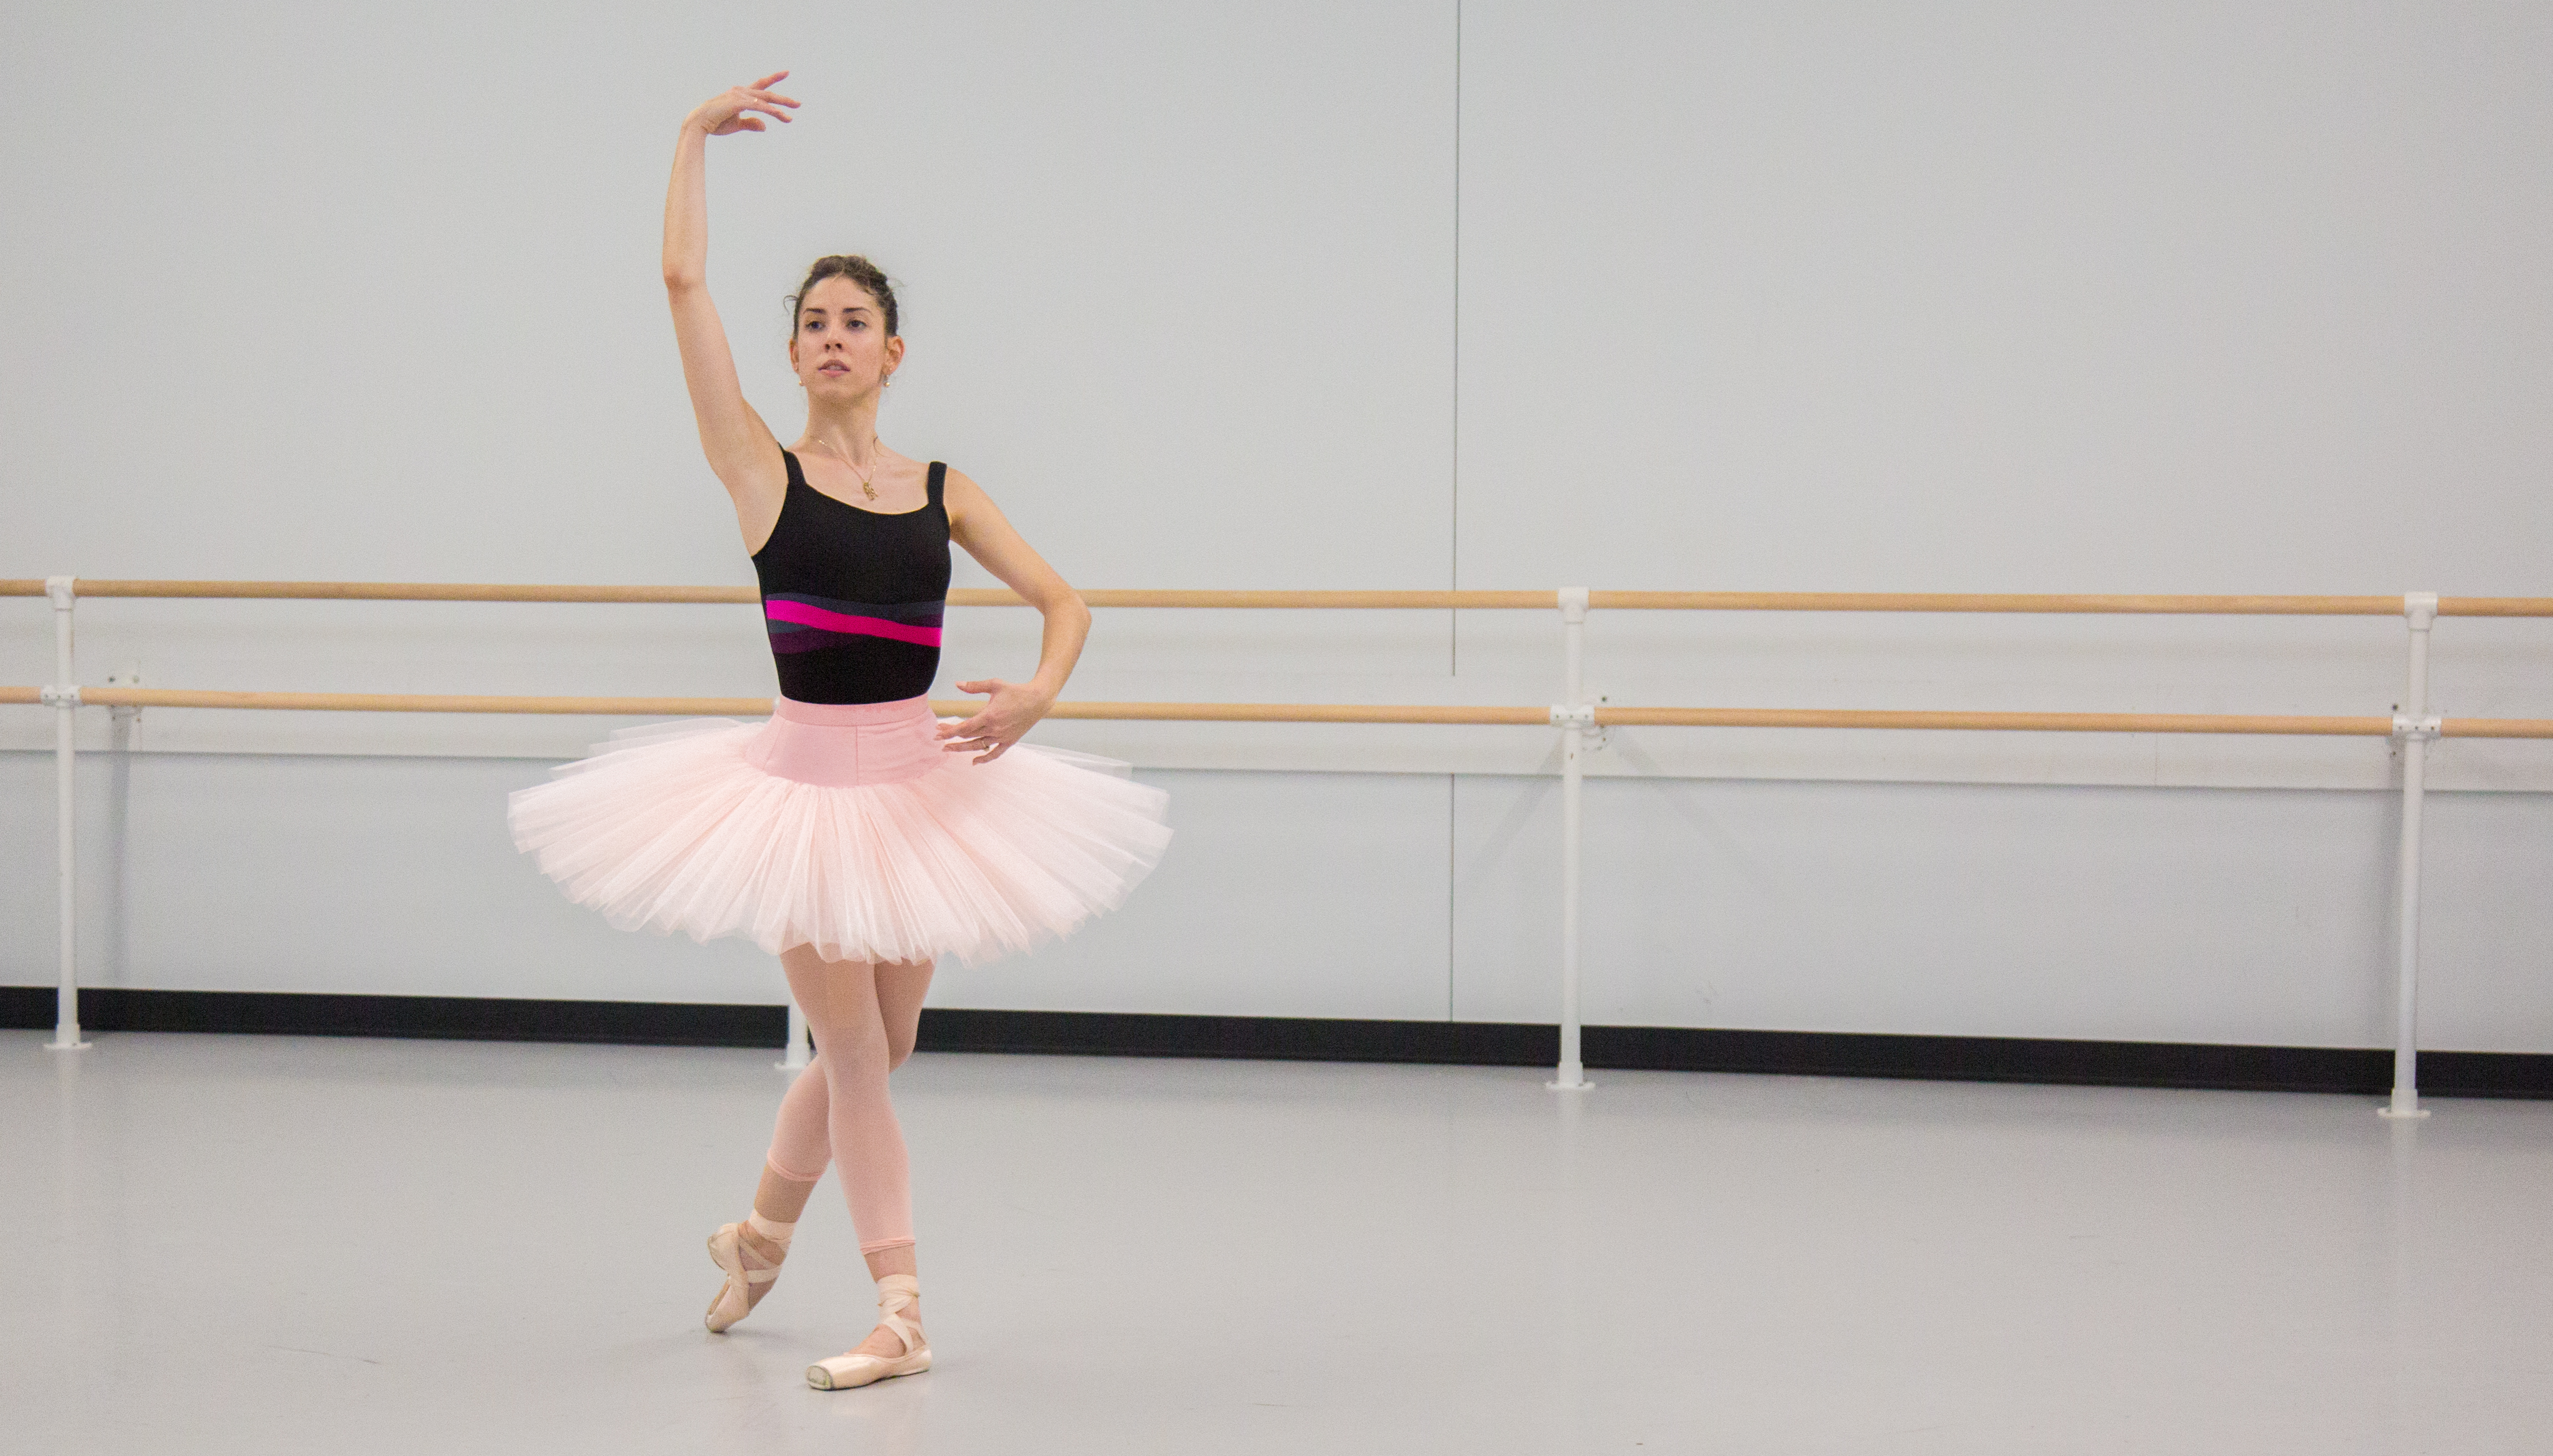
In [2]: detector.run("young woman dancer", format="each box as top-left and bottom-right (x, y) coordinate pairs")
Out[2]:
(508, 73), (1171, 1391)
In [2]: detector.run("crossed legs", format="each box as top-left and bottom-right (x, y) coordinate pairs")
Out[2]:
(751, 946), (935, 1358)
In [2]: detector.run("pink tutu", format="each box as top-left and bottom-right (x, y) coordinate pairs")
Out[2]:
(508, 696), (1171, 965)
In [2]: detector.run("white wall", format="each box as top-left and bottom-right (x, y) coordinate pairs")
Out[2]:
(5, 3), (2550, 1048)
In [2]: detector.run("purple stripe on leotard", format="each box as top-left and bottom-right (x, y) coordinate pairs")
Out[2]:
(765, 626), (832, 654)
(764, 598), (945, 647)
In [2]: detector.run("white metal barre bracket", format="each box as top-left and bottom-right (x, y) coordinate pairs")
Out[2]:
(46, 576), (90, 1051)
(1548, 701), (1609, 750)
(105, 670), (145, 750)
(2380, 593), (2440, 1119)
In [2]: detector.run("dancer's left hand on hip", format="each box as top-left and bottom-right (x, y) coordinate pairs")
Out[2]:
(938, 679), (1050, 763)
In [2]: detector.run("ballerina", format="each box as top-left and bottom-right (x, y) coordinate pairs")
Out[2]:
(509, 71), (1171, 1391)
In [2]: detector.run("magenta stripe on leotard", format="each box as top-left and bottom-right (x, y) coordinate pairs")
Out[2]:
(764, 598), (945, 647)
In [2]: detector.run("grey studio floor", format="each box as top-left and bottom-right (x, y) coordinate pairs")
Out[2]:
(8, 1032), (2553, 1456)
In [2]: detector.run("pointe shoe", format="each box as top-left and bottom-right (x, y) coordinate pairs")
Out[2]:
(704, 1223), (786, 1333)
(806, 1274), (932, 1390)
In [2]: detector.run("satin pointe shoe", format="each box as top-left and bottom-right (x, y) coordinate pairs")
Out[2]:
(704, 1222), (786, 1333)
(806, 1274), (932, 1390)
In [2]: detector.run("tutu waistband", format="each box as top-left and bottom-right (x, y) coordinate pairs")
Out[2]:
(770, 694), (934, 727)
(746, 694), (943, 787)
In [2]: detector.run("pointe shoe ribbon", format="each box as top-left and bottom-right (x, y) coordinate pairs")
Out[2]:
(806, 1274), (932, 1390)
(704, 1223), (786, 1333)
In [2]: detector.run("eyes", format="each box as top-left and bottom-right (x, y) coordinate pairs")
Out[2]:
(800, 317), (868, 334)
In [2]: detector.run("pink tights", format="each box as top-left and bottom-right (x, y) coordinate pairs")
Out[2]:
(764, 946), (935, 1254)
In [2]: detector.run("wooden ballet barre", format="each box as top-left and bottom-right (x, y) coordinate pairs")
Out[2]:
(2437, 598), (2553, 617)
(15, 580), (762, 604)
(7, 579), (2550, 614)
(1593, 707), (2401, 735)
(2437, 718), (2553, 738)
(1589, 591), (2392, 614)
(1034, 701), (1551, 725)
(0, 581), (1551, 608)
(50, 688), (1552, 725)
(0, 581), (1558, 609)
(1587, 591), (2553, 616)
(1578, 707), (2553, 737)
(69, 688), (776, 716)
(1055, 589), (1561, 609)
(14, 686), (2550, 737)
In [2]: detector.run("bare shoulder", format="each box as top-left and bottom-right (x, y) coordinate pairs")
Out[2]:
(940, 465), (1000, 526)
(942, 464), (1070, 599)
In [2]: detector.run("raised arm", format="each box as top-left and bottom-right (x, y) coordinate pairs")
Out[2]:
(936, 471), (1095, 763)
(663, 74), (798, 534)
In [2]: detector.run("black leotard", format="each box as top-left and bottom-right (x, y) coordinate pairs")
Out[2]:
(751, 448), (951, 704)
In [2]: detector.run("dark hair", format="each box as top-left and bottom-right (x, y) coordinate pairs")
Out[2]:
(788, 255), (899, 338)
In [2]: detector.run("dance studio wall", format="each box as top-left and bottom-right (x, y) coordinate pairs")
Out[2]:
(6, 3), (2551, 1051)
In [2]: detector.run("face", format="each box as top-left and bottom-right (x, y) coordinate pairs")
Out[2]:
(788, 275), (904, 397)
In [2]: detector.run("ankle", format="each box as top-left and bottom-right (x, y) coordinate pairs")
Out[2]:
(745, 1212), (796, 1250)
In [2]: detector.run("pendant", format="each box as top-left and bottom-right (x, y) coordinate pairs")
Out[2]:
(862, 481), (878, 501)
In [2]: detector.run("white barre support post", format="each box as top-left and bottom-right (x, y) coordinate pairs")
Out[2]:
(1548, 587), (1594, 1092)
(777, 1003), (811, 1072)
(2381, 592), (2440, 1119)
(46, 577), (89, 1052)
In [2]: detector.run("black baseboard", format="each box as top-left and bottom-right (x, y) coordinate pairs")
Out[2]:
(0, 985), (783, 1047)
(5, 986), (2547, 1098)
(922, 1010), (2553, 1098)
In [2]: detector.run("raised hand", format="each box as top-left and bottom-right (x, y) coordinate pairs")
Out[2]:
(936, 679), (1055, 764)
(687, 71), (799, 137)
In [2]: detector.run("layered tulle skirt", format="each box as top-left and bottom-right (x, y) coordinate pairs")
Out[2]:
(508, 695), (1171, 965)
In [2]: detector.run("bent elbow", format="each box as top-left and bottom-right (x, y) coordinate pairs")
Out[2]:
(1028, 585), (1092, 627)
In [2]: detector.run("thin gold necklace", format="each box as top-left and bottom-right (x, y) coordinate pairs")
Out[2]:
(809, 433), (884, 500)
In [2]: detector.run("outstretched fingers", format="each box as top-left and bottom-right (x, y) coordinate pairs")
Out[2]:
(707, 73), (800, 132)
(741, 71), (800, 106)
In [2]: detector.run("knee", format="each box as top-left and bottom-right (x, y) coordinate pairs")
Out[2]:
(887, 1033), (917, 1072)
(816, 1020), (892, 1078)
